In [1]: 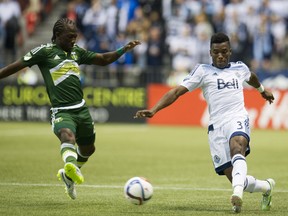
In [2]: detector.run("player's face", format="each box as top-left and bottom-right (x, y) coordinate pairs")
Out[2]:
(57, 23), (78, 52)
(210, 41), (232, 69)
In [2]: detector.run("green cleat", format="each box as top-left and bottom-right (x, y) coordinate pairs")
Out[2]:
(231, 194), (243, 213)
(64, 162), (84, 185)
(261, 178), (275, 211)
(57, 168), (76, 200)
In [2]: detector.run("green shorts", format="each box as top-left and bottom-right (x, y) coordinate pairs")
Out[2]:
(51, 105), (95, 145)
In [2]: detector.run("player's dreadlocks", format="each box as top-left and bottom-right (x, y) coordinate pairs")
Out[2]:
(210, 32), (230, 47)
(51, 18), (75, 42)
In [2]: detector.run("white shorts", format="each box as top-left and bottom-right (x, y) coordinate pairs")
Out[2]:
(208, 116), (251, 175)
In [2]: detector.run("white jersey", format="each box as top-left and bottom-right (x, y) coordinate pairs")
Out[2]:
(180, 62), (251, 128)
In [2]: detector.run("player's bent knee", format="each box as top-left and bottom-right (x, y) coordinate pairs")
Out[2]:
(230, 136), (248, 156)
(87, 145), (96, 156)
(230, 144), (245, 156)
(78, 145), (95, 157)
(77, 133), (96, 146)
(77, 133), (96, 156)
(58, 128), (76, 143)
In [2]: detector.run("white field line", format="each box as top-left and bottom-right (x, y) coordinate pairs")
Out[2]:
(0, 182), (287, 193)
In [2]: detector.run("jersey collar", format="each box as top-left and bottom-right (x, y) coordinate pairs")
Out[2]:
(212, 63), (231, 69)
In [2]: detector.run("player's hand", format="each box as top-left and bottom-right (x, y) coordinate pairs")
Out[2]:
(124, 40), (141, 52)
(134, 110), (154, 119)
(261, 90), (274, 104)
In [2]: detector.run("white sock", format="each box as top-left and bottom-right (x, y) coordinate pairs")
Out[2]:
(244, 175), (270, 194)
(231, 154), (247, 196)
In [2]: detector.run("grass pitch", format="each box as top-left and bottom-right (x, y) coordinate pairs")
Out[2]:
(0, 122), (287, 216)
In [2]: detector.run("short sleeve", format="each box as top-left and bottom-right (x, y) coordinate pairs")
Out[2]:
(21, 45), (47, 67)
(180, 64), (204, 91)
(76, 46), (97, 65)
(236, 61), (251, 82)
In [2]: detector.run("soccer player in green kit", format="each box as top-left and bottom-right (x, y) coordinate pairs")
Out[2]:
(0, 18), (141, 199)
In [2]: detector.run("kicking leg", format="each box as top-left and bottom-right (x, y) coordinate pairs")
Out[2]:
(76, 133), (96, 168)
(76, 144), (95, 168)
(244, 175), (275, 211)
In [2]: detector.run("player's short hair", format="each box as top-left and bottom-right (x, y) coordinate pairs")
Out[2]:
(210, 32), (230, 47)
(51, 18), (76, 42)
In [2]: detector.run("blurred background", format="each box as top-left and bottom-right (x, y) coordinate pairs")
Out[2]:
(1, 0), (288, 87)
(0, 0), (287, 128)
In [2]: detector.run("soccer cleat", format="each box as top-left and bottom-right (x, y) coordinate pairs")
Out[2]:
(64, 162), (84, 185)
(57, 168), (76, 200)
(231, 194), (243, 213)
(261, 178), (275, 211)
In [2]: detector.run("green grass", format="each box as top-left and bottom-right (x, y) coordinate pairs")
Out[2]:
(0, 122), (287, 216)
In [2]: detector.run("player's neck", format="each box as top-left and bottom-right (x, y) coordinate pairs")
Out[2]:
(212, 63), (231, 69)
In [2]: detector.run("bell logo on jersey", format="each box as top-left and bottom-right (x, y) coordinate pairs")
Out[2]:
(217, 78), (239, 90)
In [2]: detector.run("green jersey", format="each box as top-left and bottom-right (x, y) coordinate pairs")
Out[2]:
(21, 43), (96, 107)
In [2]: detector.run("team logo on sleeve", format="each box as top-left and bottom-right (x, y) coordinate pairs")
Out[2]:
(24, 52), (32, 61)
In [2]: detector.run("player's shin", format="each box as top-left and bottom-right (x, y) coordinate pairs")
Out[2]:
(244, 175), (271, 193)
(61, 143), (78, 165)
(231, 154), (247, 197)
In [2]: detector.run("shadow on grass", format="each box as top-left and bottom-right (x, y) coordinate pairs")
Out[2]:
(159, 203), (285, 216)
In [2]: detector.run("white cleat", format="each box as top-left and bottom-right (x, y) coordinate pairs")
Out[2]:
(57, 168), (76, 200)
(231, 194), (243, 213)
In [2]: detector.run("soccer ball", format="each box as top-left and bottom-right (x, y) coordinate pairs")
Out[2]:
(124, 177), (153, 205)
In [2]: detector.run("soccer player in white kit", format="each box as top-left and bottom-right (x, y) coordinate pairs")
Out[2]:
(134, 33), (275, 213)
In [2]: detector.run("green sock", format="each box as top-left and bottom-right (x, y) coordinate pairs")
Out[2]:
(60, 143), (77, 165)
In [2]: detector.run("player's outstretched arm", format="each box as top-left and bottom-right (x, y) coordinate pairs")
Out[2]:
(0, 60), (26, 79)
(246, 72), (274, 104)
(134, 85), (188, 119)
(260, 88), (274, 104)
(92, 40), (141, 66)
